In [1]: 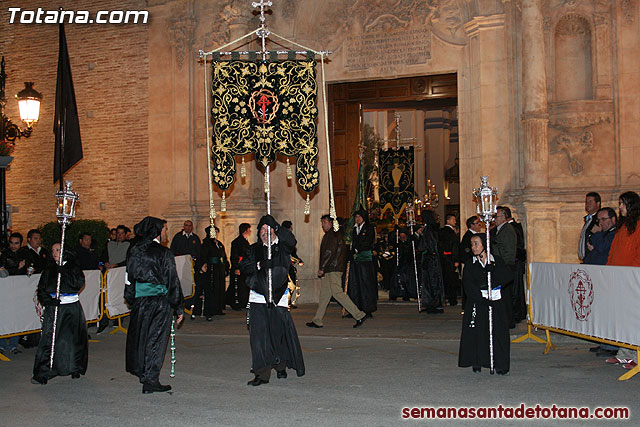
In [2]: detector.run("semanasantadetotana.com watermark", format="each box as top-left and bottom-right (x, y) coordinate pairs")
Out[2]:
(7, 7), (149, 24)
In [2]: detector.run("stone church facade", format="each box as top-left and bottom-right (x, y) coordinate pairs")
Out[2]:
(2, 1), (638, 301)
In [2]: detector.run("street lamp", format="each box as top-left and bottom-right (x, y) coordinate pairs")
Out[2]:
(0, 56), (42, 245)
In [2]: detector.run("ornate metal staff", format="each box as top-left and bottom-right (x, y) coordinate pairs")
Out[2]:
(170, 318), (176, 377)
(49, 181), (79, 369)
(406, 203), (422, 312)
(473, 176), (498, 374)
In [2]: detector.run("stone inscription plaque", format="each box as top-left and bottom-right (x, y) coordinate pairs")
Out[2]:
(346, 28), (431, 72)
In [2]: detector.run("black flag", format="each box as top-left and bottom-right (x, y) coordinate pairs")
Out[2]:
(53, 24), (82, 186)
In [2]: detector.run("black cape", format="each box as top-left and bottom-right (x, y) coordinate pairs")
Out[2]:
(125, 224), (184, 384)
(458, 259), (510, 372)
(33, 257), (88, 382)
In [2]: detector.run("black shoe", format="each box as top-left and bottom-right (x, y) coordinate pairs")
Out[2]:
(96, 323), (108, 334)
(31, 376), (47, 385)
(206, 317), (213, 321)
(365, 313), (373, 319)
(589, 345), (601, 353)
(353, 317), (366, 328)
(247, 376), (269, 386)
(10, 348), (21, 355)
(496, 370), (510, 376)
(276, 370), (287, 379)
(596, 349), (618, 357)
(71, 373), (80, 379)
(306, 321), (322, 328)
(472, 366), (481, 373)
(142, 382), (172, 393)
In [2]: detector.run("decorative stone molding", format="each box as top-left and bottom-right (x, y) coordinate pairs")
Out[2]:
(169, 3), (197, 70)
(348, 0), (468, 45)
(621, 0), (636, 24)
(555, 13), (590, 36)
(550, 130), (593, 175)
(549, 100), (613, 128)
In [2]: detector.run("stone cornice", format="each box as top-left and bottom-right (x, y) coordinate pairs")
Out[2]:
(464, 14), (506, 37)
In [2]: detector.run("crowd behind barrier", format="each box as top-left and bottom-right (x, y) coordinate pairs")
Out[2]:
(0, 255), (194, 339)
(518, 262), (640, 380)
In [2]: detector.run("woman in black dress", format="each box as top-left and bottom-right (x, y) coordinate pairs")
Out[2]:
(458, 233), (510, 375)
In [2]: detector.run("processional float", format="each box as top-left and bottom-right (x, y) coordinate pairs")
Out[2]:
(198, 1), (336, 304)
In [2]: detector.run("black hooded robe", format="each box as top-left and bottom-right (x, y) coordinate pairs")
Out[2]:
(240, 218), (304, 380)
(32, 256), (88, 383)
(348, 210), (378, 314)
(125, 217), (184, 386)
(196, 235), (230, 316)
(458, 259), (510, 373)
(389, 232), (419, 301)
(417, 226), (445, 311)
(227, 234), (251, 310)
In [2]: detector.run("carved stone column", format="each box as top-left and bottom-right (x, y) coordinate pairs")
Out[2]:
(521, 0), (549, 190)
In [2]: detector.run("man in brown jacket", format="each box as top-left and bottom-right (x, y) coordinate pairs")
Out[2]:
(306, 215), (367, 329)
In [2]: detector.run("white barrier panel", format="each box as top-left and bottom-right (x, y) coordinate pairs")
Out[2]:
(104, 255), (195, 318)
(105, 266), (129, 318)
(79, 270), (101, 322)
(175, 255), (195, 298)
(530, 262), (640, 346)
(0, 271), (102, 336)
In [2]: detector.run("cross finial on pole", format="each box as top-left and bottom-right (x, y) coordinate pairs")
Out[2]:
(381, 112), (416, 150)
(252, 0), (273, 60)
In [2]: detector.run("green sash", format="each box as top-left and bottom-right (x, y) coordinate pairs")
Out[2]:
(353, 250), (373, 262)
(136, 282), (168, 298)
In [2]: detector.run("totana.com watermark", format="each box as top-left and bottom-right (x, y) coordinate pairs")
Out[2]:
(7, 7), (148, 24)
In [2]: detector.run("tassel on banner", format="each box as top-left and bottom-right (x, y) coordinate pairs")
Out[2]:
(286, 158), (293, 180)
(240, 157), (247, 178)
(304, 194), (311, 215)
(221, 192), (227, 212)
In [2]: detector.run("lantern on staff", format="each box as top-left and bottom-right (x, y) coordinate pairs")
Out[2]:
(56, 180), (79, 225)
(473, 176), (497, 222)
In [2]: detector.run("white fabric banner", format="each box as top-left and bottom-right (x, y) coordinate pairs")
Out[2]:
(530, 262), (640, 346)
(0, 270), (102, 337)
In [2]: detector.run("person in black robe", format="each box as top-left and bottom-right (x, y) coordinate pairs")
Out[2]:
(240, 215), (304, 386)
(375, 230), (395, 292)
(347, 209), (378, 317)
(124, 216), (184, 394)
(195, 226), (230, 319)
(31, 243), (88, 385)
(389, 227), (419, 301)
(439, 214), (461, 307)
(417, 210), (445, 313)
(458, 233), (510, 375)
(226, 223), (252, 310)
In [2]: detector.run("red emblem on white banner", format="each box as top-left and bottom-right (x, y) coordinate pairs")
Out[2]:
(568, 269), (594, 321)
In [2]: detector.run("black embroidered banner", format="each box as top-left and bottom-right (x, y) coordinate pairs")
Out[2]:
(378, 147), (414, 216)
(210, 59), (319, 192)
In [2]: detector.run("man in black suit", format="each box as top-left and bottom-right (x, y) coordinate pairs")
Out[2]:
(439, 214), (460, 307)
(491, 206), (518, 328)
